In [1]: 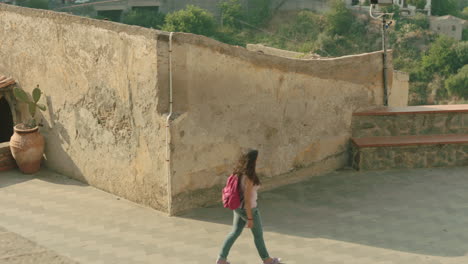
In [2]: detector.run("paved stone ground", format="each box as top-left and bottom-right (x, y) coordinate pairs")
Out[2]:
(1, 167), (468, 264)
(0, 226), (77, 264)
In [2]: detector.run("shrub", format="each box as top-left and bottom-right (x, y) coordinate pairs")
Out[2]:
(278, 10), (324, 43)
(325, 0), (354, 36)
(381, 4), (401, 21)
(446, 65), (468, 99)
(315, 32), (353, 56)
(421, 35), (459, 78)
(218, 0), (243, 29)
(431, 0), (457, 16)
(407, 0), (426, 9)
(396, 13), (430, 31)
(408, 82), (429, 105)
(25, 0), (49, 9)
(245, 0), (272, 26)
(462, 7), (468, 19)
(214, 27), (247, 46)
(163, 5), (216, 37)
(122, 9), (165, 29)
(454, 41), (468, 67)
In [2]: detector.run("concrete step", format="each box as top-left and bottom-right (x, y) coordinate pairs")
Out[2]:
(352, 105), (468, 138)
(0, 142), (16, 172)
(351, 134), (468, 171)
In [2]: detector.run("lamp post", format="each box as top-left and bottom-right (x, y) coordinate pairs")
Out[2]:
(370, 0), (393, 106)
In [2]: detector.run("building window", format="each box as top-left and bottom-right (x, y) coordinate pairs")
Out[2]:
(437, 26), (441, 31)
(452, 25), (456, 31)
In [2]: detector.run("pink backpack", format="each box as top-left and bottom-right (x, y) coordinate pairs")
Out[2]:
(222, 174), (243, 210)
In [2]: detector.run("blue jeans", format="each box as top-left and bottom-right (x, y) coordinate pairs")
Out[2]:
(219, 207), (270, 260)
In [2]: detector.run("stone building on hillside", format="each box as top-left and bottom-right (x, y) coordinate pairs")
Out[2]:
(430, 15), (467, 41)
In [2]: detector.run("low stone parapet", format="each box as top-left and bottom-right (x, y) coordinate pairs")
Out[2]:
(351, 134), (468, 170)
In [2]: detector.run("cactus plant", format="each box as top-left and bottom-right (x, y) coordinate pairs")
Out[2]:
(13, 85), (47, 129)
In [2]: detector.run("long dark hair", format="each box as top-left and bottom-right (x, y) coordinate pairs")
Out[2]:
(233, 149), (260, 186)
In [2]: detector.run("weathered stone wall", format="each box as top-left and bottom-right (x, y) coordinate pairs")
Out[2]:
(1, 5), (396, 215)
(0, 4), (169, 212)
(164, 33), (389, 213)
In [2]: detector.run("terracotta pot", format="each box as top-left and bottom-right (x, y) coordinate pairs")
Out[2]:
(10, 125), (45, 174)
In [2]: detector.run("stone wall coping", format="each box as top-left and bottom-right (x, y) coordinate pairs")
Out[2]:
(352, 134), (468, 148)
(354, 104), (468, 116)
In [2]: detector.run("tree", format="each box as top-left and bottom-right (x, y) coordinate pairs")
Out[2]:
(454, 41), (468, 68)
(461, 6), (468, 19)
(163, 5), (217, 37)
(381, 4), (401, 21)
(326, 0), (354, 36)
(245, 0), (272, 26)
(280, 10), (324, 42)
(446, 65), (468, 99)
(431, 0), (458, 16)
(420, 35), (460, 78)
(458, 0), (468, 10)
(407, 0), (426, 9)
(122, 9), (165, 29)
(19, 0), (48, 9)
(218, 0), (243, 29)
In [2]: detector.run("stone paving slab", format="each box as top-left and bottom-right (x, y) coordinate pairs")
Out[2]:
(0, 226), (77, 264)
(1, 167), (468, 264)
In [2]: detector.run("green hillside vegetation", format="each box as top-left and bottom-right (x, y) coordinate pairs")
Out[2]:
(118, 0), (467, 105)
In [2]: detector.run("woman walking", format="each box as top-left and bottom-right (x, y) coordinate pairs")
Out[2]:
(216, 149), (281, 264)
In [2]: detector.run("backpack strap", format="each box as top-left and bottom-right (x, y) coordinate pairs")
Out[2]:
(238, 174), (245, 209)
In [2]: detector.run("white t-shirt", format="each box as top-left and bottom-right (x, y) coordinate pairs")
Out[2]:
(240, 175), (260, 208)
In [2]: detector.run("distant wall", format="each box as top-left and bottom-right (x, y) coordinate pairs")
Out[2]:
(164, 33), (389, 213)
(0, 4), (169, 212)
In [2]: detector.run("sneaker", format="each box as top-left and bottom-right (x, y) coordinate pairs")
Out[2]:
(216, 259), (230, 264)
(263, 257), (281, 264)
